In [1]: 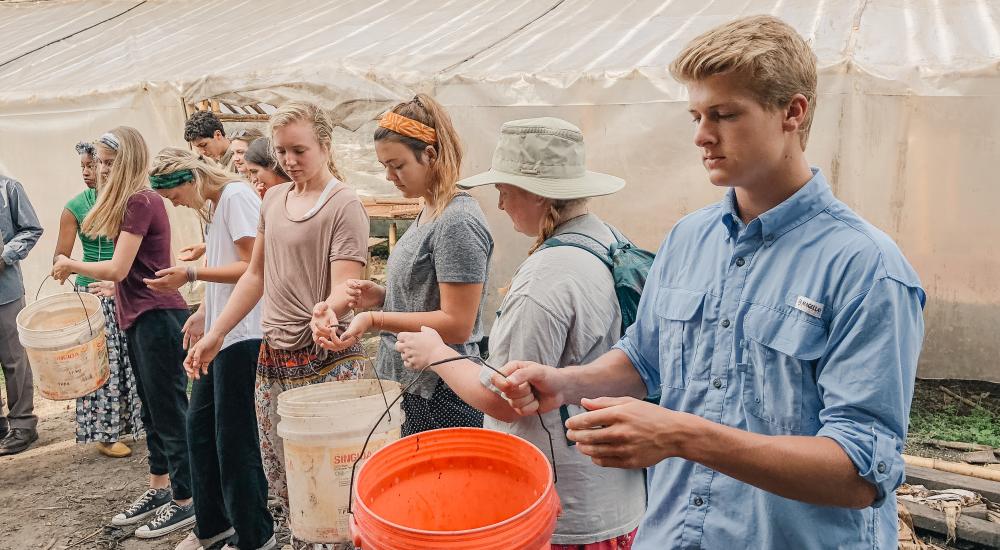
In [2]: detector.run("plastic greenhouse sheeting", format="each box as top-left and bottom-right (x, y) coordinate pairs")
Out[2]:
(1, 0), (998, 380)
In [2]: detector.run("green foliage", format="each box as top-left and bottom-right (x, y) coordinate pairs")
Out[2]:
(909, 404), (1000, 448)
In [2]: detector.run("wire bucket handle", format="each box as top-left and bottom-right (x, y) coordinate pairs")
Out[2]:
(346, 354), (558, 516)
(34, 275), (95, 338)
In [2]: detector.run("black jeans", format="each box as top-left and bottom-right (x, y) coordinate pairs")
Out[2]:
(188, 339), (272, 548)
(126, 308), (192, 500)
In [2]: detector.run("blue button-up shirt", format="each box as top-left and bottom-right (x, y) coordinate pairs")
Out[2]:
(0, 176), (42, 305)
(616, 169), (925, 550)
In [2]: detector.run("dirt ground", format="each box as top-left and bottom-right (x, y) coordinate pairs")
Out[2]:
(0, 342), (389, 550)
(0, 396), (182, 550)
(3, 376), (997, 549)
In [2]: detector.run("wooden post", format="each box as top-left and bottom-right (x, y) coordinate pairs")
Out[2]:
(388, 222), (398, 253)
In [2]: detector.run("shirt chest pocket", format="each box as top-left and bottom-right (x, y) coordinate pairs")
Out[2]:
(655, 289), (706, 390)
(387, 238), (433, 283)
(739, 306), (826, 435)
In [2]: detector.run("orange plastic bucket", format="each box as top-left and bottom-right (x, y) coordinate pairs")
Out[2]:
(351, 427), (560, 549)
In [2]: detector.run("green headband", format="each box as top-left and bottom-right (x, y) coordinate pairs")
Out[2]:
(149, 169), (195, 189)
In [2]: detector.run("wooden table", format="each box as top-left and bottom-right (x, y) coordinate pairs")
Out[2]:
(362, 198), (422, 252)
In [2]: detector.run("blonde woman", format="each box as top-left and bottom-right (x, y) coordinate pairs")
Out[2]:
(52, 128), (194, 539)
(52, 141), (141, 459)
(186, 101), (369, 518)
(322, 94), (493, 436)
(144, 148), (274, 550)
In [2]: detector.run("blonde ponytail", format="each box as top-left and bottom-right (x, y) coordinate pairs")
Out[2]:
(529, 198), (590, 254)
(81, 127), (150, 238)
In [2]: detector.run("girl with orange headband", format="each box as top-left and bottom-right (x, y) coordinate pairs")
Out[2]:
(316, 94), (493, 435)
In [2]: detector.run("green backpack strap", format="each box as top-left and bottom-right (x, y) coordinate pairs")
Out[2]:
(540, 232), (614, 269)
(540, 232), (614, 447)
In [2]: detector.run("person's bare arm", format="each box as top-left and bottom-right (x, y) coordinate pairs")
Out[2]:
(396, 327), (523, 421)
(565, 397), (877, 509)
(497, 349), (647, 415)
(326, 282), (484, 351)
(184, 231), (265, 376)
(144, 236), (254, 291)
(53, 231), (142, 283)
(53, 209), (78, 263)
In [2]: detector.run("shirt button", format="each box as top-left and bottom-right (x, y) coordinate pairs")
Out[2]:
(877, 462), (887, 474)
(735, 257), (745, 267)
(721, 319), (731, 328)
(693, 496), (704, 506)
(713, 378), (722, 389)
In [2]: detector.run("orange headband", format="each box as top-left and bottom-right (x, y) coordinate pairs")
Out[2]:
(378, 111), (437, 145)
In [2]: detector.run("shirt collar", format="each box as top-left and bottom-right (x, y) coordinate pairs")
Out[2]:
(719, 168), (835, 246)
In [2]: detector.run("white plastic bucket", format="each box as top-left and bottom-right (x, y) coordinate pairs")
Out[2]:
(16, 292), (108, 400)
(277, 379), (403, 544)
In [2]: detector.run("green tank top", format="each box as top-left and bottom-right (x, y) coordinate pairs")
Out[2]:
(64, 188), (115, 288)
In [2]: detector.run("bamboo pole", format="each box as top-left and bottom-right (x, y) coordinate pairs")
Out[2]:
(904, 454), (1000, 482)
(938, 385), (989, 412)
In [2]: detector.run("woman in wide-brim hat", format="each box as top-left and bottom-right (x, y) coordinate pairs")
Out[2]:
(395, 117), (646, 549)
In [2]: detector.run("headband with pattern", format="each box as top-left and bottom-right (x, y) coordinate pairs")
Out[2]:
(149, 169), (195, 190)
(98, 133), (120, 151)
(378, 111), (437, 145)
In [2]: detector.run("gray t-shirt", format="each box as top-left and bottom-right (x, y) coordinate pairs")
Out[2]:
(377, 193), (493, 399)
(481, 213), (645, 544)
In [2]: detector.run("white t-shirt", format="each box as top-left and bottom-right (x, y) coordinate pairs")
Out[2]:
(205, 182), (263, 350)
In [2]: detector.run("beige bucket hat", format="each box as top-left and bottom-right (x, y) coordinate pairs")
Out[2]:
(458, 117), (624, 199)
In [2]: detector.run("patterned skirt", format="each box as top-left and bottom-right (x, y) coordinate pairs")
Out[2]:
(255, 340), (366, 512)
(74, 287), (142, 444)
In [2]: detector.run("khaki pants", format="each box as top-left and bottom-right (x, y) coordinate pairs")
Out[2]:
(0, 297), (36, 430)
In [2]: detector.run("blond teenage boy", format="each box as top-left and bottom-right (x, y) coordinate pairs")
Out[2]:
(496, 15), (925, 549)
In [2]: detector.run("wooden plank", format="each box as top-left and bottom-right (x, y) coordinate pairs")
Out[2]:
(216, 114), (270, 122)
(903, 500), (1000, 547)
(905, 454), (1000, 482)
(961, 450), (1000, 464)
(906, 464), (1000, 503)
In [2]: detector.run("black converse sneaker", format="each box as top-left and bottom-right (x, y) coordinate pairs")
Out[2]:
(111, 488), (171, 526)
(134, 501), (196, 539)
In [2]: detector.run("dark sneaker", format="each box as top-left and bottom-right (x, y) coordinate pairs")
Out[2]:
(135, 501), (196, 539)
(111, 488), (171, 526)
(0, 428), (37, 456)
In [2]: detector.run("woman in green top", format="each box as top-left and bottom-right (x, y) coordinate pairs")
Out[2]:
(52, 142), (142, 458)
